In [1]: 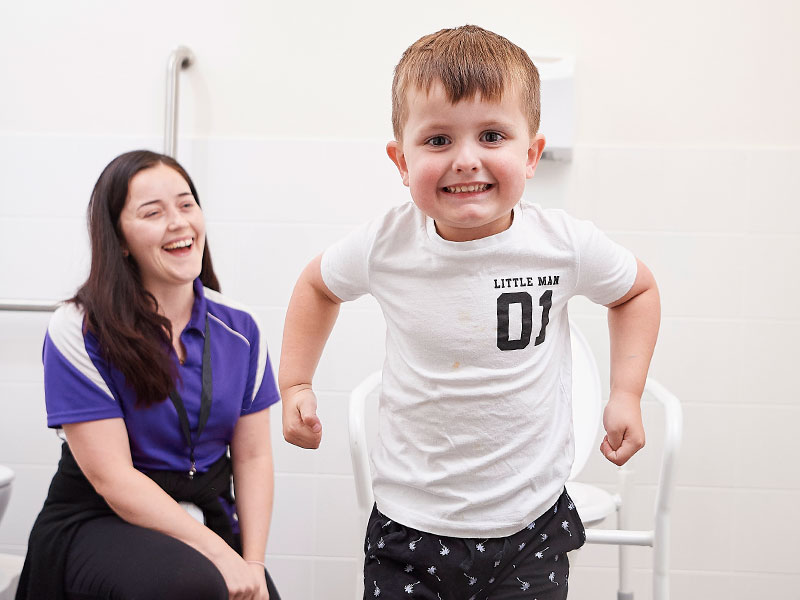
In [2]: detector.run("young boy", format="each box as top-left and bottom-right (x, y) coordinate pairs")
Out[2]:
(280, 25), (660, 599)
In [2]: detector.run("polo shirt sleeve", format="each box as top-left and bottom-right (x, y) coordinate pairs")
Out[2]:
(240, 313), (280, 415)
(43, 304), (123, 428)
(320, 221), (375, 301)
(571, 216), (638, 306)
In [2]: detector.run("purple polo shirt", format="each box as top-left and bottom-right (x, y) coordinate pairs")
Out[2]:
(42, 279), (280, 474)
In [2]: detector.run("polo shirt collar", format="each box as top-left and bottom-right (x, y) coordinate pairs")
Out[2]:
(186, 278), (208, 335)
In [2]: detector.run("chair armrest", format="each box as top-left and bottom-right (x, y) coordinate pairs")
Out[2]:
(349, 371), (382, 514)
(644, 378), (682, 528)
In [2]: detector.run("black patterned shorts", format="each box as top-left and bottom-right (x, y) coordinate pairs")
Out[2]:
(363, 488), (585, 600)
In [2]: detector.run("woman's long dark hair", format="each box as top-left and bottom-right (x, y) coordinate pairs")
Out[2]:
(72, 150), (220, 407)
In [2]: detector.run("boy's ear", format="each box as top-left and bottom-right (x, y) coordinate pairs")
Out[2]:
(386, 141), (410, 187)
(525, 134), (547, 179)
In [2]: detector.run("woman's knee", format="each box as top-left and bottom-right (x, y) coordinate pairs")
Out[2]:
(154, 564), (228, 600)
(138, 543), (228, 600)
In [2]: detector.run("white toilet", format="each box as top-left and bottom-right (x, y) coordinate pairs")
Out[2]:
(0, 465), (13, 523)
(0, 465), (24, 600)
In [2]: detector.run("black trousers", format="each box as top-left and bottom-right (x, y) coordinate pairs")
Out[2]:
(64, 515), (281, 600)
(364, 488), (585, 600)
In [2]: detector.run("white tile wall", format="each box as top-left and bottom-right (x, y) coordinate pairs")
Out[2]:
(1, 133), (798, 600)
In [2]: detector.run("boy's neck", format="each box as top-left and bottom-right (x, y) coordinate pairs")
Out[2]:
(433, 210), (515, 242)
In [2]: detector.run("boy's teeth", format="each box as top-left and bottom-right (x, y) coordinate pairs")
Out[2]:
(445, 184), (489, 193)
(163, 239), (192, 250)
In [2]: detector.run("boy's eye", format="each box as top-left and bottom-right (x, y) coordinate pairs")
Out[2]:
(426, 135), (450, 147)
(481, 131), (504, 143)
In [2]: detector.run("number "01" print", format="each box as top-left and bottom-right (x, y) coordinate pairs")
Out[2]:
(496, 290), (552, 351)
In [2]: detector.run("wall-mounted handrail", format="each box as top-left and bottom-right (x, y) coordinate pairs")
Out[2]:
(0, 299), (60, 312)
(164, 46), (194, 158)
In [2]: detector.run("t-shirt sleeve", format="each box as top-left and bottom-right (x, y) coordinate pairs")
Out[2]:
(43, 304), (123, 428)
(241, 313), (280, 415)
(572, 217), (638, 305)
(320, 222), (374, 301)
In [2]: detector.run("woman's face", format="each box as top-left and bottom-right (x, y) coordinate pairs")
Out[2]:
(118, 163), (206, 295)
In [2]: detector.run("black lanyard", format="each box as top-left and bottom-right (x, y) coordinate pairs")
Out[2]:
(168, 315), (212, 479)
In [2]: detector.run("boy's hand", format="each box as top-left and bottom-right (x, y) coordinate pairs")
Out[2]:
(600, 391), (645, 466)
(282, 386), (323, 449)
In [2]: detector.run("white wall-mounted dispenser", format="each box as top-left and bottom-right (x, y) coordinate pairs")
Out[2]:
(535, 56), (575, 162)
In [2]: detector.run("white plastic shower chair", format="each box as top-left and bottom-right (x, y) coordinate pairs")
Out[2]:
(349, 321), (682, 600)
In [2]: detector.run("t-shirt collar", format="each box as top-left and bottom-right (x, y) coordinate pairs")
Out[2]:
(424, 203), (522, 252)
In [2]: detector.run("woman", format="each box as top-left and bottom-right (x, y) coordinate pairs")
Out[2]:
(16, 150), (281, 600)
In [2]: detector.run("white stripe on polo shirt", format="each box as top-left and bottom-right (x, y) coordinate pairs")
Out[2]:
(203, 287), (268, 406)
(47, 303), (115, 400)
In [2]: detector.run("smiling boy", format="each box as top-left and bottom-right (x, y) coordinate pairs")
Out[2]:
(280, 25), (660, 599)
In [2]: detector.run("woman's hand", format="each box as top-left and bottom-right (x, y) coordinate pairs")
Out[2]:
(247, 562), (269, 600)
(211, 546), (268, 600)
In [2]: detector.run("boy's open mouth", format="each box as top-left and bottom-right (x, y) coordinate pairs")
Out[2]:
(442, 184), (492, 194)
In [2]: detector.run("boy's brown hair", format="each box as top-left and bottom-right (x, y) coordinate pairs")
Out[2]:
(391, 25), (540, 141)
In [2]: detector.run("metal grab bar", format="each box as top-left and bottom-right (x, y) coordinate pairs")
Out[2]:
(164, 46), (194, 158)
(0, 299), (60, 312)
(0, 48), (195, 313)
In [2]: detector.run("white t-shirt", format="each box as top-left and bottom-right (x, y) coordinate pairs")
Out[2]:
(321, 201), (637, 537)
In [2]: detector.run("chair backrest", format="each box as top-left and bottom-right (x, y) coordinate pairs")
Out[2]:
(567, 321), (603, 480)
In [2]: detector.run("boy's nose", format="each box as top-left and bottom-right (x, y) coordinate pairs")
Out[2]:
(452, 143), (481, 173)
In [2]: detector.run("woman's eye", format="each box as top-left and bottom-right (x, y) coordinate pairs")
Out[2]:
(144, 210), (160, 218)
(426, 136), (449, 147)
(482, 131), (504, 143)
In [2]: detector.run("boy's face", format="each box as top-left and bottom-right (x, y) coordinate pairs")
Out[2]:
(387, 82), (545, 242)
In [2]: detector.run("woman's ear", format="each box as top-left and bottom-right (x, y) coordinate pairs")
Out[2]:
(386, 141), (410, 187)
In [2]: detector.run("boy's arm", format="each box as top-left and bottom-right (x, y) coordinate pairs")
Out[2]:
(601, 258), (660, 466)
(279, 254), (343, 449)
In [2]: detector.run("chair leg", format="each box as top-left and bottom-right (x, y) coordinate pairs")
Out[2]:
(653, 510), (670, 600)
(617, 465), (634, 599)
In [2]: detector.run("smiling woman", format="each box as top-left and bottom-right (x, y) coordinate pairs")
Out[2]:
(121, 164), (207, 296)
(15, 151), (281, 600)
(119, 163), (208, 365)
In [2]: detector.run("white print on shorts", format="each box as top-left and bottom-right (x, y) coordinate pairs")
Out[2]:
(476, 540), (487, 553)
(549, 571), (559, 585)
(409, 537), (422, 551)
(518, 577), (531, 591)
(535, 547), (549, 559)
(439, 540), (450, 556)
(562, 520), (572, 536)
(404, 581), (420, 594)
(464, 573), (478, 586)
(372, 581), (380, 597)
